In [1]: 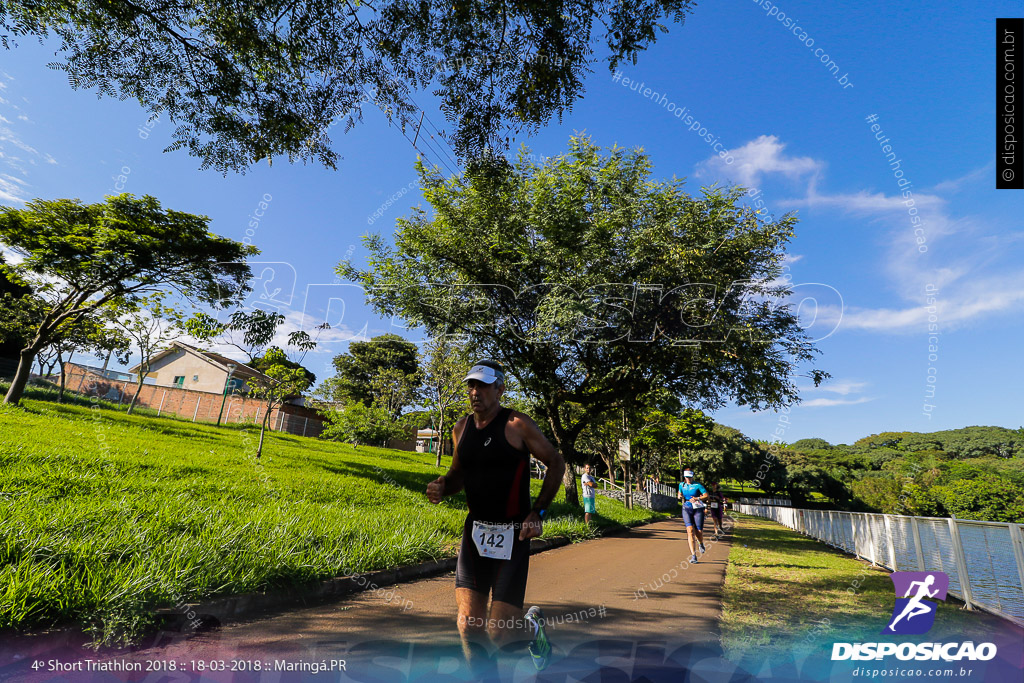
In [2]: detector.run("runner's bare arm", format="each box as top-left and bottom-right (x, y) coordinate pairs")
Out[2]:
(426, 416), (467, 503)
(512, 412), (565, 512)
(511, 412), (564, 541)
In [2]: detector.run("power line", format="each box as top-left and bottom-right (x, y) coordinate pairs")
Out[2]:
(358, 84), (459, 178)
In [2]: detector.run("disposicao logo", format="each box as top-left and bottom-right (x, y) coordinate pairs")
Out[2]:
(884, 571), (948, 635)
(831, 571), (997, 662)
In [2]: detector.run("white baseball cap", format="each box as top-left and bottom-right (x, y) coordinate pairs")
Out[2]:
(463, 364), (504, 384)
(683, 470), (694, 478)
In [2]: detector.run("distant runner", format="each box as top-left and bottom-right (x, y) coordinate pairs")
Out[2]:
(677, 468), (708, 564)
(426, 360), (566, 672)
(581, 464), (597, 523)
(707, 482), (727, 537)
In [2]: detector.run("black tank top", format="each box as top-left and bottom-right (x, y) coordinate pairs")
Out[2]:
(457, 407), (531, 523)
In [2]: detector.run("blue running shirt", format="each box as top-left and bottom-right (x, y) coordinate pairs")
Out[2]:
(679, 482), (707, 508)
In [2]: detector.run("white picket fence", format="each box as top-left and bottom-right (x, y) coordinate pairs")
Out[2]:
(734, 504), (1024, 627)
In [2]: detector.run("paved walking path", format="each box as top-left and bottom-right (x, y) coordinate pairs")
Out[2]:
(2, 518), (734, 681)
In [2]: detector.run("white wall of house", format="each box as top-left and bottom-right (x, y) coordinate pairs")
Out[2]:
(147, 349), (229, 394)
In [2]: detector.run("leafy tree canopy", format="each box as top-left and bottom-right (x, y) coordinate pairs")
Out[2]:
(330, 333), (420, 406)
(252, 346), (316, 387)
(791, 437), (833, 450)
(1, 0), (695, 172)
(0, 194), (256, 404)
(341, 136), (829, 502)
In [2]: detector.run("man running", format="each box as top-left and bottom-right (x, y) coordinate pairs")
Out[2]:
(677, 468), (708, 564)
(426, 360), (566, 672)
(707, 482), (727, 537)
(581, 464), (597, 523)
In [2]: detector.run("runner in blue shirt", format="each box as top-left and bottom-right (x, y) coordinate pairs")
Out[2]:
(677, 468), (709, 563)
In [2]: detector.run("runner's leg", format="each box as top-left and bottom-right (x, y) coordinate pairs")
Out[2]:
(457, 587), (490, 639)
(681, 506), (697, 556)
(487, 600), (529, 649)
(486, 528), (532, 650)
(456, 587), (491, 662)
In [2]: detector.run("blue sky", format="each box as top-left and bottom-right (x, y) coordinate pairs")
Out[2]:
(2, 0), (1021, 446)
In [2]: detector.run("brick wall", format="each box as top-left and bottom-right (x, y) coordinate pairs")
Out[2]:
(61, 362), (326, 438)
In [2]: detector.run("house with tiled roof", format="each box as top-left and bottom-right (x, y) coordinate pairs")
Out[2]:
(128, 341), (270, 395)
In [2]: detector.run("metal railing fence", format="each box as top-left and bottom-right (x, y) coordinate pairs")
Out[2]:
(737, 496), (792, 507)
(734, 503), (1024, 627)
(645, 481), (677, 498)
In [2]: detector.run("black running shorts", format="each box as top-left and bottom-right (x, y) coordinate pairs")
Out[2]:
(455, 515), (530, 608)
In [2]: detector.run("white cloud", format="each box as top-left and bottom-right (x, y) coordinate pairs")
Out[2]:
(807, 379), (869, 396)
(0, 244), (25, 264)
(696, 134), (822, 187)
(929, 164), (989, 194)
(0, 71), (54, 201)
(808, 271), (1024, 332)
(801, 396), (874, 408)
(0, 172), (29, 203)
(700, 135), (1024, 334)
(777, 187), (945, 214)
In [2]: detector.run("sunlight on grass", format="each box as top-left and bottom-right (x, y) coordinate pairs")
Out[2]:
(721, 513), (1009, 662)
(0, 394), (662, 646)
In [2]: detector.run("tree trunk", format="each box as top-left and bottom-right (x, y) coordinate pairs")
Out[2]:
(559, 445), (580, 507)
(562, 462), (579, 506)
(127, 377), (145, 414)
(127, 358), (147, 415)
(434, 414), (444, 467)
(546, 412), (580, 506)
(4, 346), (40, 405)
(257, 409), (270, 459)
(599, 451), (615, 485)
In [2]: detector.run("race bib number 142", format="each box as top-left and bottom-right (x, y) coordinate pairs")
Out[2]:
(472, 521), (514, 560)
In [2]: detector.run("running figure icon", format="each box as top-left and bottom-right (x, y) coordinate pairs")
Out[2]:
(888, 575), (939, 631)
(883, 571), (949, 635)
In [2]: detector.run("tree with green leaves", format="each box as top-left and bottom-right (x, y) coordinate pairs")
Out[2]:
(0, 194), (255, 406)
(330, 333), (420, 409)
(0, 252), (35, 370)
(318, 399), (410, 449)
(108, 293), (192, 414)
(1, 1), (696, 172)
(791, 437), (833, 451)
(186, 309), (323, 457)
(340, 137), (830, 505)
(250, 350), (317, 387)
(314, 362), (418, 449)
(577, 407), (625, 483)
(421, 335), (471, 466)
(634, 390), (715, 483)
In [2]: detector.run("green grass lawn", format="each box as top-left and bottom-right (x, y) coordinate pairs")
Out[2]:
(720, 513), (1010, 661)
(0, 388), (663, 646)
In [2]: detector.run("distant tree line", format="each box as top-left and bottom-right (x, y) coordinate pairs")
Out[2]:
(622, 425), (1024, 523)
